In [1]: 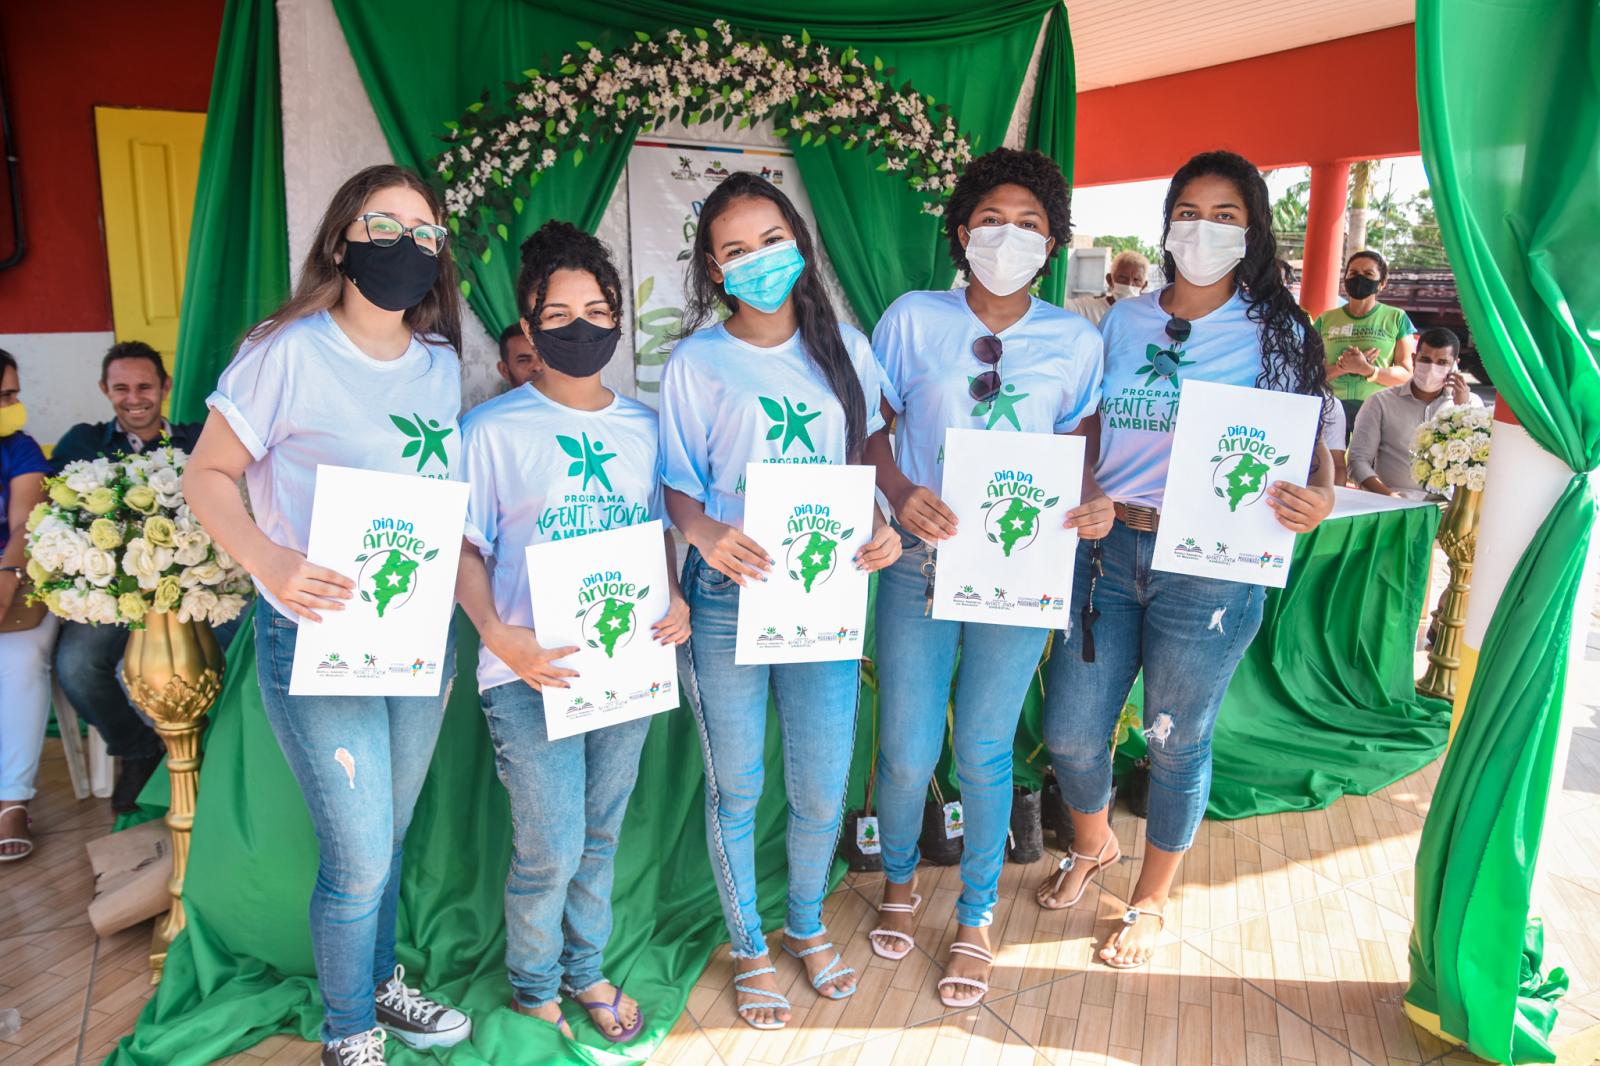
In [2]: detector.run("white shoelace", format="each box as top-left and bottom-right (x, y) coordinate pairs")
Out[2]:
(376, 966), (444, 1025)
(333, 1027), (386, 1066)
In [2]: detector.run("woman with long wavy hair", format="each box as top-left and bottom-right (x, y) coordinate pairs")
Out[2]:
(1034, 151), (1335, 970)
(658, 171), (900, 1031)
(184, 164), (472, 1065)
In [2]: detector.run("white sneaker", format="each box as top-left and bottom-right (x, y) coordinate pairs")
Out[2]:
(373, 965), (472, 1050)
(321, 1027), (385, 1066)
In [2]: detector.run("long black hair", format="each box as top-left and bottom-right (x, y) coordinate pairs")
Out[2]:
(515, 219), (624, 323)
(679, 171), (868, 459)
(1160, 152), (1327, 408)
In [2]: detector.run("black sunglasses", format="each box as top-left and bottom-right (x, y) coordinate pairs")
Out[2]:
(969, 335), (1003, 403)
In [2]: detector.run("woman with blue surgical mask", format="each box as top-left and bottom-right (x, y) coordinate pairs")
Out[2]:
(658, 170), (900, 1031)
(1035, 151), (1335, 971)
(863, 147), (1111, 1009)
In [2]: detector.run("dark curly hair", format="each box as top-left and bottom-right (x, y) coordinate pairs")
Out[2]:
(1160, 151), (1328, 416)
(1346, 248), (1388, 282)
(515, 220), (624, 323)
(944, 147), (1071, 278)
(679, 171), (868, 459)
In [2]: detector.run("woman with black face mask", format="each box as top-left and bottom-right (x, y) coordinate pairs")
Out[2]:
(184, 165), (471, 1066)
(1318, 249), (1418, 429)
(453, 221), (689, 1045)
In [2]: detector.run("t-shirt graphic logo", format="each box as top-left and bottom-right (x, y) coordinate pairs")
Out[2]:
(390, 413), (453, 472)
(969, 380), (1030, 431)
(557, 432), (618, 492)
(759, 395), (821, 454)
(1137, 344), (1195, 388)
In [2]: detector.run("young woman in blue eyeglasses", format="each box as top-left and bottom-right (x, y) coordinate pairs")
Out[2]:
(658, 171), (900, 1031)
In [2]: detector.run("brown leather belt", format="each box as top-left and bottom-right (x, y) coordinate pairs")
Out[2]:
(1113, 502), (1160, 532)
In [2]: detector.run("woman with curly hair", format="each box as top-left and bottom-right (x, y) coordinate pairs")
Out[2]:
(864, 147), (1112, 1008)
(1034, 150), (1335, 971)
(455, 220), (690, 1045)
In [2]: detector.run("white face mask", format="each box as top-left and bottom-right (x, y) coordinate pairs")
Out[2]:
(1109, 282), (1143, 301)
(1412, 362), (1450, 392)
(963, 224), (1050, 296)
(1164, 219), (1247, 287)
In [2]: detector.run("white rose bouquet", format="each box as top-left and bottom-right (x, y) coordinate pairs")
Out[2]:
(23, 445), (252, 629)
(1410, 406), (1493, 499)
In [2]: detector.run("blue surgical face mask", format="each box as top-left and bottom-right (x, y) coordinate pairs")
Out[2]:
(717, 239), (805, 314)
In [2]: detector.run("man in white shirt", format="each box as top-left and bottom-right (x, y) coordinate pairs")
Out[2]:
(1348, 327), (1483, 498)
(1066, 250), (1148, 327)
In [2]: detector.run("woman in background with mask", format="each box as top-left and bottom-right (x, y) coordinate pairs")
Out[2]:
(1318, 249), (1417, 428)
(456, 220), (688, 1046)
(1068, 248), (1151, 328)
(0, 349), (56, 863)
(1035, 151), (1335, 971)
(864, 147), (1110, 1008)
(658, 171), (900, 1030)
(184, 165), (472, 1066)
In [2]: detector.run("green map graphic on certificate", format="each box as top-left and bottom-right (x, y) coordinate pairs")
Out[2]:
(581, 596), (639, 657)
(364, 550), (420, 617)
(1212, 453), (1272, 511)
(786, 529), (843, 591)
(987, 496), (1042, 556)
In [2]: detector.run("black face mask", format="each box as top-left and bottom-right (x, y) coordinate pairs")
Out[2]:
(341, 239), (440, 312)
(1345, 273), (1381, 300)
(530, 317), (621, 378)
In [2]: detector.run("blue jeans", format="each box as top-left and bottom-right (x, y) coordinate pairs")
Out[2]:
(874, 528), (1049, 928)
(254, 598), (454, 1043)
(1043, 522), (1263, 852)
(479, 680), (651, 1008)
(679, 547), (860, 959)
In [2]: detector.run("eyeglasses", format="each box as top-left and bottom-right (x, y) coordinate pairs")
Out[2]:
(353, 212), (450, 257)
(969, 335), (1003, 403)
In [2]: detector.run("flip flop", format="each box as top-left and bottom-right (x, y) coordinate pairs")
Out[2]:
(732, 965), (790, 1031)
(782, 940), (856, 1000)
(1036, 835), (1120, 910)
(1102, 908), (1166, 970)
(937, 941), (993, 1008)
(576, 984), (645, 1043)
(511, 999), (574, 1039)
(0, 805), (33, 863)
(869, 888), (923, 961)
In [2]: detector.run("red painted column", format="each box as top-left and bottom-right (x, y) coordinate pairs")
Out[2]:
(1300, 161), (1351, 317)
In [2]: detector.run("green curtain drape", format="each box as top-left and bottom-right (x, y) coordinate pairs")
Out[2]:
(1407, 2), (1600, 1062)
(1022, 4), (1074, 307)
(166, 0), (288, 425)
(1011, 503), (1451, 815)
(329, 0), (1068, 340)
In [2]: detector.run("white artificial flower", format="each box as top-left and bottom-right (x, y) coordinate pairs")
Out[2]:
(1466, 468), (1488, 492)
(180, 560), (225, 588)
(80, 547), (118, 588)
(177, 586), (219, 625)
(148, 466), (183, 507)
(1446, 466), (1467, 486)
(85, 589), (120, 625)
(64, 458), (115, 494)
(172, 529), (212, 567)
(122, 537), (174, 591)
(209, 593), (248, 626)
(1445, 439), (1471, 462)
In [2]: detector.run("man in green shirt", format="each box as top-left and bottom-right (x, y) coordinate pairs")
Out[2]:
(1317, 249), (1418, 427)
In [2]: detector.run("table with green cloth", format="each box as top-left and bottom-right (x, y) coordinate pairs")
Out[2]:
(106, 494), (1449, 1066)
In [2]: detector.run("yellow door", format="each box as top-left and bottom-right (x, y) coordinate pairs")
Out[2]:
(94, 106), (206, 385)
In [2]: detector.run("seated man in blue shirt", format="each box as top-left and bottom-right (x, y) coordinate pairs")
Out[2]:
(51, 341), (207, 811)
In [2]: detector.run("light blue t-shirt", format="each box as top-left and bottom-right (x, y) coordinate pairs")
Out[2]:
(658, 321), (885, 527)
(872, 289), (1103, 494)
(1095, 288), (1296, 509)
(461, 383), (664, 692)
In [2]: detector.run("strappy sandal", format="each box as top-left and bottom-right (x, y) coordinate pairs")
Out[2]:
(1036, 834), (1120, 910)
(733, 965), (790, 1031)
(1102, 907), (1166, 970)
(576, 983), (644, 1043)
(0, 805), (33, 863)
(868, 885), (922, 961)
(937, 941), (993, 1008)
(782, 940), (856, 1000)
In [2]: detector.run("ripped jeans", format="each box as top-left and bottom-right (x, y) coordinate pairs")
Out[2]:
(1042, 521), (1263, 852)
(255, 598), (455, 1043)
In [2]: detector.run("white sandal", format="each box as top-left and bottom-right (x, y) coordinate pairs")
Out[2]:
(1036, 834), (1120, 910)
(937, 941), (993, 1008)
(868, 886), (922, 961)
(0, 805), (33, 863)
(1102, 908), (1166, 970)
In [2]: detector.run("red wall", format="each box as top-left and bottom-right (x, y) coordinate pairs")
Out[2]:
(1074, 25), (1419, 187)
(0, 0), (223, 333)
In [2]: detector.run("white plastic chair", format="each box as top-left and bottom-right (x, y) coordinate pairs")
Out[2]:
(51, 682), (115, 800)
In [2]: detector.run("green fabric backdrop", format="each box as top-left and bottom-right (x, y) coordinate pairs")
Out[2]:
(1407, 2), (1600, 1061)
(166, 0), (289, 425)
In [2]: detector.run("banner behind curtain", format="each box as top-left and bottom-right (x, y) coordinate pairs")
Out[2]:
(166, 0), (289, 424)
(1407, 1), (1600, 1061)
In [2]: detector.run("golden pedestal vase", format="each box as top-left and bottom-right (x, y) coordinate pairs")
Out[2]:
(119, 610), (226, 984)
(1417, 487), (1483, 703)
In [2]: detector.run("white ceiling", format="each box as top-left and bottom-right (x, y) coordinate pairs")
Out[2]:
(1068, 0), (1416, 91)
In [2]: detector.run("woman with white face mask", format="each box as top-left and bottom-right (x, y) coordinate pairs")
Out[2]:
(863, 148), (1112, 1008)
(1033, 151), (1336, 971)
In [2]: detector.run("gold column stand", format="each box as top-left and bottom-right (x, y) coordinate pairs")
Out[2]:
(1417, 488), (1483, 702)
(120, 610), (225, 984)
